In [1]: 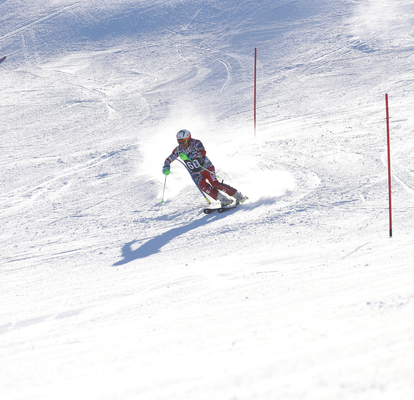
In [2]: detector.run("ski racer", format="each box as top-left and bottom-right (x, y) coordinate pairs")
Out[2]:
(162, 129), (247, 206)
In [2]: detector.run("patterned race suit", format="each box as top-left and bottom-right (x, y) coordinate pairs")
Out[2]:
(164, 138), (237, 200)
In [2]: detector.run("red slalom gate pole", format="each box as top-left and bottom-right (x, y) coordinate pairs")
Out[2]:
(385, 94), (393, 238)
(254, 47), (257, 137)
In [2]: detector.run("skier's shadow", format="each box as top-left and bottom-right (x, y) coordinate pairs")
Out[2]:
(113, 213), (223, 266)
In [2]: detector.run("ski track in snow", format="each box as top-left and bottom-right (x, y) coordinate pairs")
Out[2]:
(0, 2), (83, 41)
(1, 1), (414, 400)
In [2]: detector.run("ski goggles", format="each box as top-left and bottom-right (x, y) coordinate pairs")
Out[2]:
(177, 138), (188, 145)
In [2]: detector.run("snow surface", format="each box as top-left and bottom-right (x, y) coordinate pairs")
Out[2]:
(1, 0), (414, 399)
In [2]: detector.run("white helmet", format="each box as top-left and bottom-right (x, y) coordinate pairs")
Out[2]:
(176, 129), (191, 143)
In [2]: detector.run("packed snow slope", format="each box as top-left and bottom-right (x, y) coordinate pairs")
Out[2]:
(1, 1), (414, 399)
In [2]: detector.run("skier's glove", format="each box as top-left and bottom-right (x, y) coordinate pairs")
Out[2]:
(162, 165), (170, 175)
(179, 152), (192, 161)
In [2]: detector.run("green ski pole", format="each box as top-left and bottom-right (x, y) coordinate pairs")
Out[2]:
(161, 175), (167, 204)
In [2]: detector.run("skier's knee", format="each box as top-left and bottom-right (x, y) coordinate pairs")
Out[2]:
(199, 182), (216, 197)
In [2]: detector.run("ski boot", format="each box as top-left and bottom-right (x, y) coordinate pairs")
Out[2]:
(217, 192), (234, 207)
(233, 192), (248, 205)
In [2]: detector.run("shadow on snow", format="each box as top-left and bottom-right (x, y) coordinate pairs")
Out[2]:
(113, 212), (226, 266)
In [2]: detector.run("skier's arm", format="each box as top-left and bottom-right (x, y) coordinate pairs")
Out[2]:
(164, 147), (180, 167)
(163, 147), (180, 174)
(194, 140), (207, 158)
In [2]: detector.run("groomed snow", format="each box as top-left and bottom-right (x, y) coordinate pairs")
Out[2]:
(1, 1), (414, 399)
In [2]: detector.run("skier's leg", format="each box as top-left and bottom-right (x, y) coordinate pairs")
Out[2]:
(197, 172), (219, 200)
(206, 166), (237, 197)
(205, 167), (248, 204)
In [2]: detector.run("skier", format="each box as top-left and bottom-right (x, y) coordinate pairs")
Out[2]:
(162, 129), (247, 206)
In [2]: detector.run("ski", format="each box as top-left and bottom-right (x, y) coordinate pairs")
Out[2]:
(203, 196), (248, 214)
(203, 204), (237, 214)
(0, 56), (7, 64)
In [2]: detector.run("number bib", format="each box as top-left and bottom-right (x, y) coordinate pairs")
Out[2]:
(185, 158), (203, 172)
